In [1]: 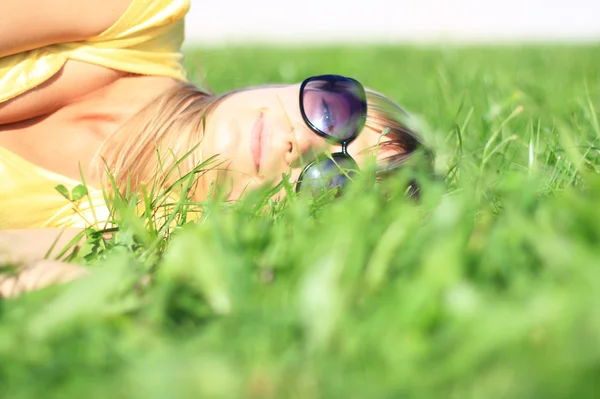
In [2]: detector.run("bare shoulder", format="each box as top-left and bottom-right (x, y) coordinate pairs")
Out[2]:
(0, 0), (133, 57)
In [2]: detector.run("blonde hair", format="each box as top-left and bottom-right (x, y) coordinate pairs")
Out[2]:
(91, 82), (230, 196)
(91, 81), (428, 196)
(363, 90), (430, 180)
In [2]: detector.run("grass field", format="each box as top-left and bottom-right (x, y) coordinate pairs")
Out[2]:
(2, 45), (600, 398)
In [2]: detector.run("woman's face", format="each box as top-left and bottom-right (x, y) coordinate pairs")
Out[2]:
(199, 83), (392, 200)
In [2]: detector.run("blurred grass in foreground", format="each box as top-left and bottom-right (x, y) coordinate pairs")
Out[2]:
(2, 45), (600, 398)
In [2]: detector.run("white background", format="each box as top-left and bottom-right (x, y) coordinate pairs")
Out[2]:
(184, 0), (600, 44)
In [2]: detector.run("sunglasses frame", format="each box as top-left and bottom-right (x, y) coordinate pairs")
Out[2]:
(296, 75), (368, 194)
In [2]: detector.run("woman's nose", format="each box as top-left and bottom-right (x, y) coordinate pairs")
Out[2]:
(285, 122), (323, 167)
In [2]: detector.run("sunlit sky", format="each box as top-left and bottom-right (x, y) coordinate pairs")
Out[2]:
(184, 0), (600, 44)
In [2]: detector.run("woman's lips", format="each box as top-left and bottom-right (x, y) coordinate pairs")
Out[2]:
(251, 113), (265, 173)
(251, 113), (269, 174)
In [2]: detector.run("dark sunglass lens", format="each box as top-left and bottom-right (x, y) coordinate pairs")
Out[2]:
(302, 78), (366, 141)
(296, 155), (358, 197)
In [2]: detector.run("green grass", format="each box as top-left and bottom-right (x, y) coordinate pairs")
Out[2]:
(2, 44), (600, 398)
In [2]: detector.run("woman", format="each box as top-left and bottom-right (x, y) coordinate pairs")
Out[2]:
(0, 0), (428, 294)
(1, 0), (190, 229)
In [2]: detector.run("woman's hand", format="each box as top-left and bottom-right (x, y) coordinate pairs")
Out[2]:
(0, 229), (87, 298)
(0, 260), (87, 298)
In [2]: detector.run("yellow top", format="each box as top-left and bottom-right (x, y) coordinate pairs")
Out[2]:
(0, 0), (190, 229)
(0, 0), (190, 103)
(0, 148), (110, 229)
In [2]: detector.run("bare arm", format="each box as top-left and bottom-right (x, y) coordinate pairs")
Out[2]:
(0, 60), (126, 125)
(0, 229), (88, 297)
(0, 0), (133, 58)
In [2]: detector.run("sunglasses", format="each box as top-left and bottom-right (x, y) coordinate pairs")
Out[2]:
(295, 74), (368, 196)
